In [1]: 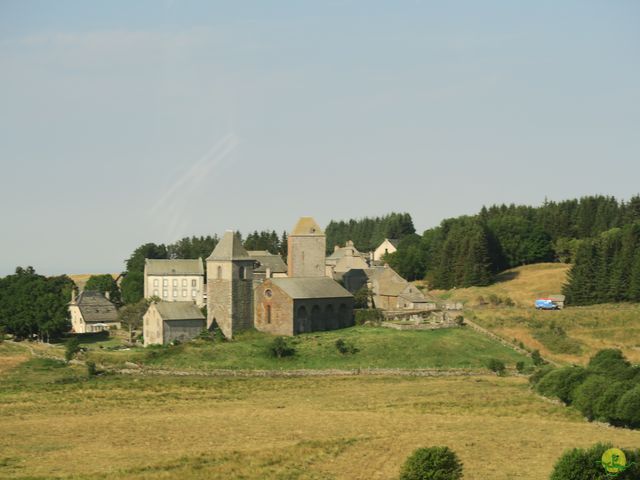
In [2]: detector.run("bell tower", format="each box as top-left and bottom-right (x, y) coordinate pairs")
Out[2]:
(206, 230), (255, 338)
(287, 217), (326, 278)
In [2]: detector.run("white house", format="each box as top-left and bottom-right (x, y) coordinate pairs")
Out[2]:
(143, 258), (205, 307)
(373, 238), (399, 262)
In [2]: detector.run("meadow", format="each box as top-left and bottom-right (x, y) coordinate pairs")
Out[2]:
(1, 355), (639, 480)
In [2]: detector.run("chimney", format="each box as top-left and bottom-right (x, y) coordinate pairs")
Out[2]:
(266, 267), (272, 278)
(104, 291), (110, 301)
(334, 245), (340, 252)
(346, 240), (354, 247)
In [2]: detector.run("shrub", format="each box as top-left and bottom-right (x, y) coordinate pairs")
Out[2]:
(515, 361), (525, 373)
(354, 309), (384, 326)
(617, 385), (640, 428)
(86, 361), (98, 377)
(269, 337), (296, 358)
(588, 349), (633, 380)
(64, 337), (81, 363)
(550, 443), (640, 480)
(535, 367), (587, 404)
(454, 316), (464, 326)
(572, 376), (609, 420)
(487, 294), (500, 306)
(486, 358), (506, 375)
(0, 325), (5, 343)
(594, 381), (630, 424)
(335, 338), (358, 355)
(400, 446), (463, 480)
(529, 364), (555, 385)
(197, 329), (215, 342)
(531, 349), (544, 366)
(503, 297), (515, 307)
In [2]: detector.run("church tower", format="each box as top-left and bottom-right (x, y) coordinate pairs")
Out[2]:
(206, 230), (255, 339)
(287, 217), (326, 278)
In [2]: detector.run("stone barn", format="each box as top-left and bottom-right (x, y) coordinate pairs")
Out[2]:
(255, 277), (354, 336)
(143, 302), (205, 346)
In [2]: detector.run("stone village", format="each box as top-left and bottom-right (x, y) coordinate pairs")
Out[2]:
(69, 216), (455, 346)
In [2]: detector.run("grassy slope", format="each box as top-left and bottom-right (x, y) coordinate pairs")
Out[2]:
(425, 263), (640, 365)
(84, 326), (529, 371)
(1, 358), (639, 480)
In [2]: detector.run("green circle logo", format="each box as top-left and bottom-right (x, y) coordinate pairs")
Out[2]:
(601, 448), (627, 474)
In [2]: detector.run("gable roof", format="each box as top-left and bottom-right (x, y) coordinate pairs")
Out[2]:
(207, 231), (251, 261)
(326, 241), (366, 261)
(365, 266), (409, 296)
(290, 217), (324, 236)
(152, 302), (205, 321)
(247, 251), (287, 274)
(75, 291), (119, 324)
(378, 238), (399, 249)
(145, 258), (204, 276)
(269, 277), (353, 299)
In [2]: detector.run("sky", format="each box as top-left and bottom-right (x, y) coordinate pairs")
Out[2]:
(0, 1), (639, 276)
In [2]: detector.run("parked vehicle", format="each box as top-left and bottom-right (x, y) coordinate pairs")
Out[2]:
(535, 299), (559, 310)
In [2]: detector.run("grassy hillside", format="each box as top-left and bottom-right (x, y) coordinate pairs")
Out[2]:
(1, 358), (639, 479)
(425, 262), (640, 365)
(68, 273), (119, 290)
(79, 326), (529, 371)
(427, 263), (570, 307)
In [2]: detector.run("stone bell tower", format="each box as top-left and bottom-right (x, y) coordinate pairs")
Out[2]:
(288, 217), (326, 278)
(206, 230), (255, 339)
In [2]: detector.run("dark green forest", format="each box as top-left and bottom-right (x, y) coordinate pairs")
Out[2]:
(324, 213), (416, 253)
(388, 195), (640, 291)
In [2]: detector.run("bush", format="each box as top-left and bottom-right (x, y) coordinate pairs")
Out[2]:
(515, 361), (525, 373)
(400, 446), (463, 480)
(354, 309), (384, 326)
(86, 361), (98, 377)
(269, 337), (296, 358)
(588, 349), (633, 380)
(594, 381), (630, 424)
(64, 337), (81, 363)
(617, 384), (640, 428)
(454, 316), (464, 326)
(550, 443), (640, 480)
(535, 367), (587, 404)
(335, 338), (358, 355)
(503, 297), (515, 307)
(572, 376), (609, 420)
(0, 325), (5, 343)
(197, 329), (215, 342)
(531, 349), (544, 366)
(529, 364), (555, 386)
(486, 358), (506, 375)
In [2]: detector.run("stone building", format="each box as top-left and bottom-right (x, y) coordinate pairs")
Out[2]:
(144, 258), (205, 307)
(69, 290), (120, 333)
(255, 277), (354, 336)
(248, 250), (288, 280)
(373, 238), (399, 262)
(325, 240), (369, 279)
(143, 302), (205, 346)
(287, 217), (326, 278)
(206, 217), (354, 338)
(206, 231), (256, 338)
(342, 265), (436, 311)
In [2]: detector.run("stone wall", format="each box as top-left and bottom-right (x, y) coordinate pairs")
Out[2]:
(163, 319), (205, 344)
(254, 281), (294, 336)
(288, 235), (326, 277)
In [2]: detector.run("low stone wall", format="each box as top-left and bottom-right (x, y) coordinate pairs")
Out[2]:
(380, 321), (458, 331)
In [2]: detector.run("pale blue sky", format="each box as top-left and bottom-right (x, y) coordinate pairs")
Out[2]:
(1, 1), (639, 275)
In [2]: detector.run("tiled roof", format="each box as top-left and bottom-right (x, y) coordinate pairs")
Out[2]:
(152, 302), (205, 321)
(270, 277), (353, 299)
(145, 259), (204, 276)
(207, 231), (251, 261)
(247, 251), (287, 273)
(75, 291), (119, 323)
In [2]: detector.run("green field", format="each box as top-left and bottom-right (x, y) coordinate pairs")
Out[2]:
(77, 326), (530, 371)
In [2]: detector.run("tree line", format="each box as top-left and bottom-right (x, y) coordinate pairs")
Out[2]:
(324, 212), (415, 253)
(388, 195), (640, 289)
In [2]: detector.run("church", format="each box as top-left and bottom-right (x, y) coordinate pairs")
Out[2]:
(206, 217), (354, 338)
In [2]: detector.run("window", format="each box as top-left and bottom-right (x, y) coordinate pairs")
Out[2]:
(182, 279), (187, 287)
(173, 289), (178, 297)
(192, 279), (196, 287)
(266, 305), (271, 324)
(264, 289), (273, 298)
(163, 290), (168, 298)
(182, 289), (187, 297)
(217, 266), (222, 279)
(153, 279), (159, 287)
(163, 279), (168, 286)
(153, 290), (158, 297)
(173, 279), (178, 287)
(239, 266), (245, 279)
(192, 289), (197, 297)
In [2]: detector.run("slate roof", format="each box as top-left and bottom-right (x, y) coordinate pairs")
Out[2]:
(366, 267), (409, 296)
(247, 251), (287, 274)
(326, 242), (366, 261)
(152, 302), (205, 321)
(145, 258), (204, 276)
(207, 231), (252, 261)
(290, 217), (323, 236)
(75, 291), (119, 324)
(270, 277), (353, 300)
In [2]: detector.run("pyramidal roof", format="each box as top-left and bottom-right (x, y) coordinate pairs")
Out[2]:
(291, 217), (324, 236)
(207, 230), (251, 261)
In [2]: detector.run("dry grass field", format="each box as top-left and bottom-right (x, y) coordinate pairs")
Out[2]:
(68, 273), (119, 291)
(425, 263), (640, 365)
(1, 355), (639, 480)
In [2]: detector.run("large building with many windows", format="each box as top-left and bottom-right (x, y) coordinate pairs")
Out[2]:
(143, 258), (205, 307)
